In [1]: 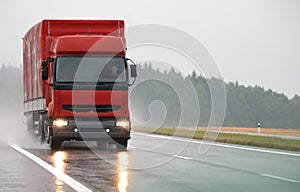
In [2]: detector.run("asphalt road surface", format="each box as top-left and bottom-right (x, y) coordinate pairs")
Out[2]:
(1, 132), (300, 192)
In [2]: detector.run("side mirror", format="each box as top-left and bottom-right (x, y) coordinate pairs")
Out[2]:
(41, 58), (54, 66)
(42, 67), (48, 80)
(41, 60), (48, 67)
(126, 58), (137, 86)
(41, 59), (49, 80)
(130, 65), (137, 78)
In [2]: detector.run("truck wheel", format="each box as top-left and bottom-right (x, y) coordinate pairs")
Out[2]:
(50, 137), (62, 150)
(38, 131), (45, 144)
(116, 138), (128, 151)
(38, 119), (45, 144)
(26, 115), (34, 138)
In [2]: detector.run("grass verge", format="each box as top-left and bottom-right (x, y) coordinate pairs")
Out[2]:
(133, 126), (300, 152)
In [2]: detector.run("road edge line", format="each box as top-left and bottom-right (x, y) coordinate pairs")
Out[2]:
(260, 173), (300, 183)
(10, 144), (93, 192)
(173, 155), (192, 160)
(133, 132), (300, 157)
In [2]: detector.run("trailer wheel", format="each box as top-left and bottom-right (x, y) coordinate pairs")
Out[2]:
(50, 137), (62, 150)
(38, 118), (45, 144)
(116, 138), (128, 151)
(38, 130), (45, 144)
(26, 115), (34, 138)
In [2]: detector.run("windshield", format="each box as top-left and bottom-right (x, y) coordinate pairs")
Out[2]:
(55, 56), (126, 83)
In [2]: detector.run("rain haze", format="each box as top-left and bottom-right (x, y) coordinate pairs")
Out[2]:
(0, 1), (300, 192)
(0, 0), (299, 98)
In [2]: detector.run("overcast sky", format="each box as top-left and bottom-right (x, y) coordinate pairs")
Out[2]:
(0, 0), (299, 98)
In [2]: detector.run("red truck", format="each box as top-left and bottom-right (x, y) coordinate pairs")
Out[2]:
(23, 19), (136, 149)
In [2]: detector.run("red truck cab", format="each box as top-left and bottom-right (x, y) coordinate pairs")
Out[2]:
(23, 20), (136, 149)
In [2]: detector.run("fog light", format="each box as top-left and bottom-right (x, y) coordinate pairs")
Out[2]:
(74, 128), (78, 133)
(53, 119), (68, 127)
(116, 120), (129, 128)
(105, 128), (110, 133)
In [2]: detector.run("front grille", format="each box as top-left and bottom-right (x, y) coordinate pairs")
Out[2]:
(62, 105), (121, 113)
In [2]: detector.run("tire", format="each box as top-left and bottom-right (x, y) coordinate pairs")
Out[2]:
(50, 137), (62, 150)
(38, 118), (46, 144)
(116, 138), (128, 151)
(26, 115), (34, 138)
(38, 131), (45, 144)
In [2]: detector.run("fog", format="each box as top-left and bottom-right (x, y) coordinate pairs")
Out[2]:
(1, 0), (300, 98)
(0, 66), (40, 147)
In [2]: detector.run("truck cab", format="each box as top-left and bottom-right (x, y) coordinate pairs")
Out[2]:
(23, 20), (136, 149)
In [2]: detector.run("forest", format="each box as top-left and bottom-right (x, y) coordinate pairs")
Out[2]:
(0, 64), (299, 128)
(132, 63), (300, 128)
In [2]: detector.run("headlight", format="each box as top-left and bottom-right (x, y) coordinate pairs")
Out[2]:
(116, 120), (130, 128)
(53, 119), (68, 127)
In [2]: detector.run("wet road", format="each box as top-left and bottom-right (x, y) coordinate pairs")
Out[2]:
(1, 132), (300, 192)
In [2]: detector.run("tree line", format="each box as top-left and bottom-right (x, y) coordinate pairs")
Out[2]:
(0, 64), (299, 128)
(134, 63), (300, 128)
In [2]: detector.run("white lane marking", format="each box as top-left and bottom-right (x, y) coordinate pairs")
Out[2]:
(133, 132), (300, 157)
(173, 155), (192, 160)
(260, 174), (300, 183)
(11, 145), (93, 192)
(130, 144), (193, 160)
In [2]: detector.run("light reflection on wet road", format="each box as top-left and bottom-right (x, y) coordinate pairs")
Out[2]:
(2, 133), (300, 192)
(117, 152), (129, 192)
(29, 146), (126, 192)
(26, 141), (135, 192)
(53, 151), (67, 192)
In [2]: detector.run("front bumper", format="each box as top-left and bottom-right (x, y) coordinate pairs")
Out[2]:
(50, 118), (130, 141)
